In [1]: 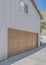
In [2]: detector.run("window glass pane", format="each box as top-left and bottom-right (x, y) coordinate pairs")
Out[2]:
(20, 1), (24, 11)
(21, 1), (24, 8)
(20, 1), (28, 13)
(24, 4), (28, 13)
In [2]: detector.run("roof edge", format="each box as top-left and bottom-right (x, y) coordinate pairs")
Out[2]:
(30, 0), (43, 19)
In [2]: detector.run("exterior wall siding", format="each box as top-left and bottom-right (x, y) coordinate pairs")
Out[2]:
(0, 0), (40, 61)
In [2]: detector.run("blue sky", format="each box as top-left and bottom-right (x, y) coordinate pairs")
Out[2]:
(34, 0), (46, 11)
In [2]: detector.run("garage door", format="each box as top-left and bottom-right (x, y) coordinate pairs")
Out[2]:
(8, 28), (38, 57)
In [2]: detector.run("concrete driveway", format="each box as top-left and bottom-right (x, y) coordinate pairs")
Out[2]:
(0, 46), (46, 65)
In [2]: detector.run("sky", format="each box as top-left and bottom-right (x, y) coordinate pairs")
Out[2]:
(34, 0), (46, 11)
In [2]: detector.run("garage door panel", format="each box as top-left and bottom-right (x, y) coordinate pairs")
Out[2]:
(8, 49), (19, 57)
(18, 40), (27, 52)
(32, 33), (38, 48)
(8, 28), (38, 57)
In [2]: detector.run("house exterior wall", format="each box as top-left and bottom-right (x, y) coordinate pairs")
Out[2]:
(0, 27), (8, 61)
(0, 0), (40, 61)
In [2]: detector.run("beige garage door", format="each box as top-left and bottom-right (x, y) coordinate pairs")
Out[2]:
(8, 28), (38, 57)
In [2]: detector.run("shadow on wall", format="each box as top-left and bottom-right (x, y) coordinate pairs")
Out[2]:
(0, 46), (45, 65)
